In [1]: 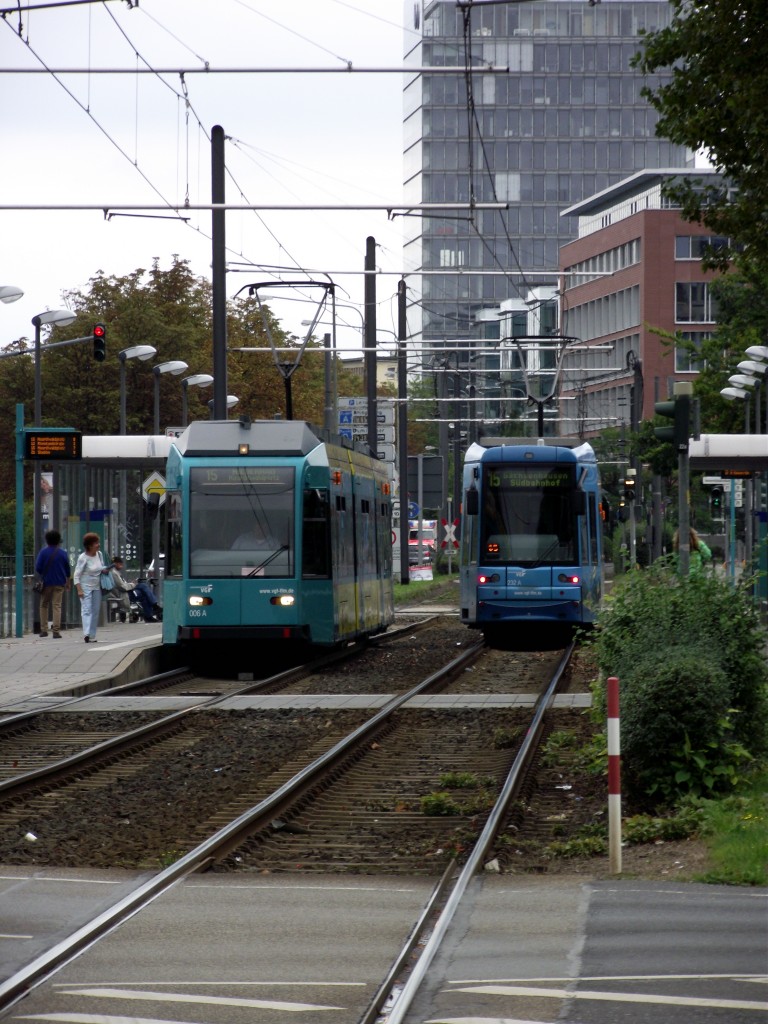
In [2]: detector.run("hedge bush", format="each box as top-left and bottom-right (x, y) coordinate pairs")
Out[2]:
(592, 563), (768, 804)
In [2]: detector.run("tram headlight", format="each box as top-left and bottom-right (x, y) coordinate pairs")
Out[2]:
(270, 594), (295, 607)
(558, 573), (581, 585)
(189, 595), (213, 607)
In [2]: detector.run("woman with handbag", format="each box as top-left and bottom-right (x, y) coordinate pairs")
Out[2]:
(34, 529), (71, 638)
(73, 532), (112, 643)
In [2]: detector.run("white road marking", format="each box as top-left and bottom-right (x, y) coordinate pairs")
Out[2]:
(427, 1018), (552, 1024)
(86, 634), (161, 652)
(426, 1018), (547, 1024)
(449, 973), (766, 984)
(186, 881), (417, 892)
(63, 986), (344, 1011)
(54, 981), (361, 988)
(0, 875), (123, 885)
(18, 1015), (203, 1024)
(0, 933), (32, 939)
(449, 983), (768, 1012)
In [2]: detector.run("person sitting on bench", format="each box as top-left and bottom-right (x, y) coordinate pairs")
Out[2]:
(109, 556), (162, 623)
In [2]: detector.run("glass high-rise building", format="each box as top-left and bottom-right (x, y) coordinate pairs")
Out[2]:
(403, 0), (692, 348)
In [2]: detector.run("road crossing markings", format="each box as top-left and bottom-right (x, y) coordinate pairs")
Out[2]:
(18, 1014), (200, 1023)
(447, 983), (768, 1012)
(60, 986), (345, 1011)
(18, 1015), (209, 1023)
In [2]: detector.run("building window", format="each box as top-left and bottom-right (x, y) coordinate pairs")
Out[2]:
(675, 235), (730, 260)
(675, 331), (712, 372)
(675, 282), (719, 323)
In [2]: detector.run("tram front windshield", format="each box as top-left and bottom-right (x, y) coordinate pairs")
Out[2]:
(189, 466), (294, 578)
(481, 464), (578, 565)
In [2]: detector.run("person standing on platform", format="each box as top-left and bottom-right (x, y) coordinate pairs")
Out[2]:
(34, 529), (71, 638)
(73, 532), (110, 643)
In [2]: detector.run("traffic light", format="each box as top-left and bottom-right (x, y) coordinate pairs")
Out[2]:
(623, 476), (636, 501)
(654, 393), (690, 451)
(93, 323), (106, 362)
(711, 485), (723, 513)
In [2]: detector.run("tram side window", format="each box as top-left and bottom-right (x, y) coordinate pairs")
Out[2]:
(588, 493), (599, 565)
(166, 491), (182, 578)
(302, 488), (331, 578)
(461, 492), (477, 564)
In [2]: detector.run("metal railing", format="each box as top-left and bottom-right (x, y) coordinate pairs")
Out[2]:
(0, 575), (37, 639)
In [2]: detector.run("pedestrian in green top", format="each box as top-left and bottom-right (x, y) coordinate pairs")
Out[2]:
(673, 527), (712, 575)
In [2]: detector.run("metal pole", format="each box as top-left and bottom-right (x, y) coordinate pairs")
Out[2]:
(119, 357), (127, 561)
(438, 365), (449, 524)
(154, 373), (161, 436)
(365, 236), (378, 457)
(181, 385), (188, 428)
(211, 124), (228, 419)
(397, 279), (409, 585)
(32, 320), (42, 633)
(652, 474), (663, 560)
(323, 333), (332, 431)
(607, 675), (622, 875)
(15, 404), (25, 637)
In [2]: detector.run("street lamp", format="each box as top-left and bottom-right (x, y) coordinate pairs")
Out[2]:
(116, 345), (156, 563)
(30, 308), (76, 632)
(0, 286), (23, 304)
(118, 346), (157, 435)
(153, 360), (188, 435)
(208, 395), (239, 417)
(181, 374), (214, 426)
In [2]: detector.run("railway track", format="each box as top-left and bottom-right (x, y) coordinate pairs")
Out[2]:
(0, 633), (580, 1022)
(0, 618), (450, 799)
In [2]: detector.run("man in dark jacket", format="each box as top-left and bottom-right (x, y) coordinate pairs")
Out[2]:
(35, 529), (71, 638)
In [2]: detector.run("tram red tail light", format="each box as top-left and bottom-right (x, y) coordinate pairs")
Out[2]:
(478, 573), (500, 584)
(558, 573), (581, 584)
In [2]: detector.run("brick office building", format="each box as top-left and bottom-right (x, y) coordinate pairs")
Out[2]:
(557, 168), (724, 437)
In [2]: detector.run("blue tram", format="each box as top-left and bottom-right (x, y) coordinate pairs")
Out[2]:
(161, 420), (394, 647)
(459, 439), (603, 635)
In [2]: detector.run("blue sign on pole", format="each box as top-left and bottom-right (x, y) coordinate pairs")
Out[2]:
(408, 501), (419, 519)
(339, 410), (353, 424)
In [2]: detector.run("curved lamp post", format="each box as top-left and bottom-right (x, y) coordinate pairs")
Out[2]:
(29, 308), (76, 632)
(208, 395), (239, 418)
(153, 360), (189, 435)
(118, 346), (157, 435)
(181, 374), (214, 427)
(0, 285), (24, 304)
(31, 308), (76, 562)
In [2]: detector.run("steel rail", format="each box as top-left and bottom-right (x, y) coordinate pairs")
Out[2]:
(369, 641), (576, 1024)
(0, 637), (484, 1016)
(0, 666), (190, 731)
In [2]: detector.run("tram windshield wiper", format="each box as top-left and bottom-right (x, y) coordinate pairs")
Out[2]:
(243, 545), (290, 577)
(529, 536), (563, 569)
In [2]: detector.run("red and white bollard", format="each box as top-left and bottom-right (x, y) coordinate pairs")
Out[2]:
(607, 675), (622, 874)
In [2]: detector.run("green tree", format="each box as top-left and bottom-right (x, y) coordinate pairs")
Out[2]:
(634, 0), (768, 275)
(0, 258), (363, 510)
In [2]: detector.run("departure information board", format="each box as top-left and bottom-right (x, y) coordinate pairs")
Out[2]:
(24, 430), (82, 461)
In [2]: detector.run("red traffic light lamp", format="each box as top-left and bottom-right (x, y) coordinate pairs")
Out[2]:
(93, 323), (106, 362)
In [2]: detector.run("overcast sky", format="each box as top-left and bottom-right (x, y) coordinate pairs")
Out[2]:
(1, 0), (414, 356)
